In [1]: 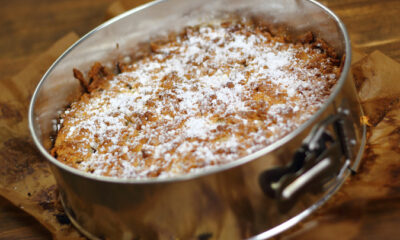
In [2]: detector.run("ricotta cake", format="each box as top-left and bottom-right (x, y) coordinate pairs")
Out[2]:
(52, 19), (341, 179)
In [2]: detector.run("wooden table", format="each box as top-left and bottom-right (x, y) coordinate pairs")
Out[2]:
(0, 0), (399, 239)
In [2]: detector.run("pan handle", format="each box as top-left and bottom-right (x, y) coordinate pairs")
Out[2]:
(259, 101), (357, 212)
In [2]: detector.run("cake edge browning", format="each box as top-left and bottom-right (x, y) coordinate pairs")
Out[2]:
(51, 18), (342, 179)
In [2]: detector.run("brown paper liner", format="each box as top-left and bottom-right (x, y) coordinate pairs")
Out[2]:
(1, 2), (399, 239)
(0, 32), (83, 239)
(106, 0), (153, 18)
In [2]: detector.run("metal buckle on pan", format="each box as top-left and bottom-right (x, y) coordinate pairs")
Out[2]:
(259, 100), (357, 212)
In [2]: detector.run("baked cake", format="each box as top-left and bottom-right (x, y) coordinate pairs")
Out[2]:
(52, 19), (341, 179)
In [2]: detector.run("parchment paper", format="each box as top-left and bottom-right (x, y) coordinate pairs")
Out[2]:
(0, 32), (83, 239)
(0, 2), (399, 239)
(281, 50), (400, 240)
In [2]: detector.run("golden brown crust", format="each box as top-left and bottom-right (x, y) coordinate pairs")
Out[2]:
(53, 19), (341, 179)
(73, 68), (88, 93)
(87, 62), (113, 92)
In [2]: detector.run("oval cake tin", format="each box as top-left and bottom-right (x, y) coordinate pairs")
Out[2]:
(29, 0), (366, 239)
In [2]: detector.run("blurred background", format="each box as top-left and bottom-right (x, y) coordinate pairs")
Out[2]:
(1, 0), (399, 83)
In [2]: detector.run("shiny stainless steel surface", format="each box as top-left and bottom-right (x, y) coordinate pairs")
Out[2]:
(28, 0), (366, 239)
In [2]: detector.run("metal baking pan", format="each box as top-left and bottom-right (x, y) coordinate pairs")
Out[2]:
(29, 0), (366, 239)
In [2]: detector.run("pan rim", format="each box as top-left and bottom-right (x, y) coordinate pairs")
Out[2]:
(28, 0), (353, 184)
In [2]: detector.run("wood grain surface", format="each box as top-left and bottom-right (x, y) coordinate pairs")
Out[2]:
(0, 0), (399, 239)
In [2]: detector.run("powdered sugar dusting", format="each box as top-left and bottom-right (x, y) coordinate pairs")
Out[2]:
(54, 21), (339, 179)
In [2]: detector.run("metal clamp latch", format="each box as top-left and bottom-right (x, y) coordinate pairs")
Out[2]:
(259, 105), (356, 212)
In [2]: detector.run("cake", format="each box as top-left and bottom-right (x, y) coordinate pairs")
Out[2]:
(51, 19), (341, 179)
